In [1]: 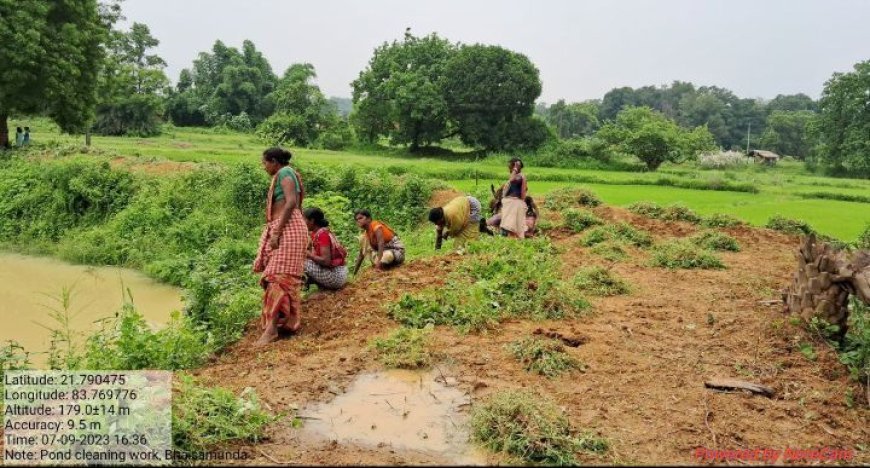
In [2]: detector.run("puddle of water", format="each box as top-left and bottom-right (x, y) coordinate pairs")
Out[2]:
(0, 252), (182, 366)
(302, 370), (487, 464)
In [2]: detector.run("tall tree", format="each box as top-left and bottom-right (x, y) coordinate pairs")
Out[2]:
(546, 100), (600, 138)
(351, 31), (455, 149)
(443, 44), (544, 150)
(0, 0), (116, 146)
(767, 93), (817, 112)
(759, 110), (814, 159)
(810, 59), (870, 178)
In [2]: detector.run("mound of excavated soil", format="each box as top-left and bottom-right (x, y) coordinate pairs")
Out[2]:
(196, 207), (869, 465)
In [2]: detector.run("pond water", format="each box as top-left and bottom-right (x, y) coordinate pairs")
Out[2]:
(0, 252), (182, 366)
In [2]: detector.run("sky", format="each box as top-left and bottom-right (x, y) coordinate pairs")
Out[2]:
(120, 0), (870, 103)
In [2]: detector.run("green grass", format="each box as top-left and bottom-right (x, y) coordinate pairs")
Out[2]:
(689, 230), (741, 252)
(650, 240), (726, 269)
(471, 390), (608, 465)
(507, 337), (584, 378)
(13, 119), (870, 241)
(370, 326), (434, 369)
(589, 241), (630, 262)
(572, 266), (632, 296)
(562, 208), (603, 233)
(581, 223), (653, 248)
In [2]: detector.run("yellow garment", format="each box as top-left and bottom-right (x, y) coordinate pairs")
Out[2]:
(442, 196), (477, 248)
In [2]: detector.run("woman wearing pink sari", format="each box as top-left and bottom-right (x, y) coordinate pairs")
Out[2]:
(499, 157), (528, 239)
(253, 148), (307, 346)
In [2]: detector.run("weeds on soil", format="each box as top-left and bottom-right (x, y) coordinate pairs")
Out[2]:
(562, 208), (603, 233)
(581, 223), (653, 248)
(628, 202), (701, 224)
(371, 325), (434, 369)
(573, 266), (632, 296)
(589, 241), (630, 262)
(690, 230), (740, 252)
(544, 187), (602, 210)
(470, 390), (608, 465)
(650, 240), (725, 269)
(172, 373), (276, 456)
(702, 213), (745, 228)
(766, 215), (815, 236)
(507, 337), (584, 378)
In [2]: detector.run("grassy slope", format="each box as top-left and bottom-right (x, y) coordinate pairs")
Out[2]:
(13, 118), (870, 240)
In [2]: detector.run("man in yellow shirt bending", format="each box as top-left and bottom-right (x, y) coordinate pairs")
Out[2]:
(428, 195), (484, 252)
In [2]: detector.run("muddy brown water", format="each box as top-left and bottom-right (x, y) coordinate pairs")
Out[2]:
(0, 252), (182, 366)
(301, 370), (488, 464)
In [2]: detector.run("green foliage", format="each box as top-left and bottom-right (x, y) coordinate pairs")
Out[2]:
(650, 240), (725, 269)
(858, 224), (870, 249)
(444, 44), (544, 151)
(93, 94), (164, 136)
(389, 237), (589, 332)
(838, 299), (869, 388)
(581, 223), (653, 248)
(597, 107), (716, 171)
(798, 342), (817, 361)
(690, 230), (740, 251)
(544, 100), (601, 139)
(798, 191), (870, 204)
(543, 187), (602, 210)
(766, 215), (815, 236)
(627, 201), (663, 218)
(507, 337), (584, 378)
(370, 325), (434, 369)
(759, 110), (814, 159)
(562, 208), (603, 233)
(172, 373), (274, 456)
(701, 213), (745, 228)
(471, 390), (608, 465)
(572, 266), (632, 296)
(0, 0), (113, 139)
(589, 241), (629, 262)
(809, 59), (870, 178)
(1, 340), (31, 375)
(628, 202), (699, 223)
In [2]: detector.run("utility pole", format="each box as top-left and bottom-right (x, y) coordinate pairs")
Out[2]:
(745, 123), (751, 154)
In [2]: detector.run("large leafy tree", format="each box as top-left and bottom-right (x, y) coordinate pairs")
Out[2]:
(351, 31), (454, 149)
(256, 63), (343, 147)
(759, 110), (814, 159)
(167, 40), (276, 126)
(546, 100), (600, 138)
(0, 0), (116, 146)
(810, 59), (870, 178)
(598, 106), (715, 171)
(767, 93), (817, 112)
(443, 44), (544, 151)
(93, 22), (169, 136)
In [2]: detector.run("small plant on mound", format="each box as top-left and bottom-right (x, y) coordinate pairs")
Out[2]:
(702, 213), (745, 228)
(690, 230), (740, 252)
(562, 208), (602, 233)
(172, 374), (275, 456)
(855, 223), (870, 249)
(660, 204), (702, 223)
(581, 223), (652, 248)
(471, 390), (608, 465)
(370, 325), (434, 369)
(544, 187), (602, 210)
(388, 237), (590, 332)
(507, 337), (584, 378)
(627, 201), (663, 218)
(573, 266), (632, 296)
(589, 241), (629, 262)
(650, 240), (725, 269)
(766, 215), (814, 236)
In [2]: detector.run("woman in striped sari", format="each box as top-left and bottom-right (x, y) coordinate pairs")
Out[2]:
(253, 147), (307, 346)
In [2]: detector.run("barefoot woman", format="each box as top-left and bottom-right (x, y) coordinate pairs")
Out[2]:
(253, 147), (307, 345)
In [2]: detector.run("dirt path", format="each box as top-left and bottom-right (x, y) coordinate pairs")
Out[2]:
(197, 207), (869, 465)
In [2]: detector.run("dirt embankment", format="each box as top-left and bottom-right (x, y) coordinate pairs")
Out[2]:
(197, 206), (869, 465)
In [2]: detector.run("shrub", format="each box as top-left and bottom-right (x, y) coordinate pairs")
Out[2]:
(660, 204), (701, 223)
(702, 213), (745, 228)
(562, 208), (603, 233)
(589, 241), (629, 262)
(544, 187), (602, 210)
(839, 299), (869, 388)
(172, 374), (275, 456)
(371, 326), (434, 369)
(573, 266), (632, 296)
(507, 337), (584, 378)
(690, 230), (740, 252)
(627, 202), (663, 218)
(766, 215), (814, 236)
(650, 240), (725, 269)
(697, 151), (752, 169)
(581, 223), (652, 248)
(471, 390), (608, 465)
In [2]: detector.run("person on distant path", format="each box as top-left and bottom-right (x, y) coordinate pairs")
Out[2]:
(303, 207), (348, 291)
(15, 127), (23, 147)
(352, 210), (405, 275)
(428, 195), (483, 252)
(253, 147), (307, 346)
(22, 127), (30, 145)
(499, 157), (528, 239)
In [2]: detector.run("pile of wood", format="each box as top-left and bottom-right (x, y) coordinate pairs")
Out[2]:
(782, 234), (870, 339)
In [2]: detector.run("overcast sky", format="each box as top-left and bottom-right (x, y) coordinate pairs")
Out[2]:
(120, 0), (870, 103)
